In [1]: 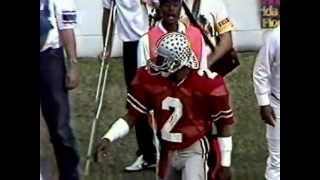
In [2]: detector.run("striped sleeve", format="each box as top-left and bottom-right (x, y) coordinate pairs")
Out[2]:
(209, 83), (234, 125)
(126, 71), (152, 117)
(127, 93), (148, 115)
(211, 109), (233, 122)
(54, 0), (77, 30)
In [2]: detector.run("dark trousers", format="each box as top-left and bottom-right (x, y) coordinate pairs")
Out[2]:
(123, 41), (156, 163)
(40, 47), (80, 180)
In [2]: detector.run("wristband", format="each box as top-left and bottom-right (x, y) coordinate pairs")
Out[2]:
(102, 118), (130, 142)
(217, 136), (232, 167)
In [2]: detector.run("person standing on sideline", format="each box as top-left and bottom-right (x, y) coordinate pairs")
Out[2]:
(40, 0), (80, 180)
(253, 25), (280, 180)
(180, 0), (234, 68)
(100, 0), (158, 171)
(137, 0), (212, 76)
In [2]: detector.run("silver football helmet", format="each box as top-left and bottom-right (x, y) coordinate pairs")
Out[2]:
(149, 32), (199, 77)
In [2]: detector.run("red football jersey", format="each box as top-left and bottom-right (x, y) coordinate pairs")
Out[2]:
(127, 67), (234, 150)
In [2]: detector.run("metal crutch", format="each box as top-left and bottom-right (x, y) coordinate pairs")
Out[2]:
(150, 110), (160, 180)
(84, 0), (115, 176)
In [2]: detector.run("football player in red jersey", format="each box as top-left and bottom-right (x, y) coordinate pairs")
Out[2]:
(95, 32), (235, 180)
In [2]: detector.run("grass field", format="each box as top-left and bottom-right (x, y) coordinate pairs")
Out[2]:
(40, 52), (267, 180)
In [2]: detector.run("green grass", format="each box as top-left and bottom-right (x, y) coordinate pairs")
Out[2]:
(226, 53), (267, 180)
(41, 52), (268, 180)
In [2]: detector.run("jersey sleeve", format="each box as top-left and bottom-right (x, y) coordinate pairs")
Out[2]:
(126, 71), (152, 118)
(210, 0), (234, 35)
(54, 0), (77, 30)
(208, 81), (235, 126)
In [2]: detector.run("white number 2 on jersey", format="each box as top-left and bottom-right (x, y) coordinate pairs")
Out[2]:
(161, 97), (183, 143)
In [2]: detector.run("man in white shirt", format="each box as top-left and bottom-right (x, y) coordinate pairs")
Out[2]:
(40, 0), (80, 180)
(101, 0), (157, 171)
(253, 25), (280, 180)
(180, 0), (234, 68)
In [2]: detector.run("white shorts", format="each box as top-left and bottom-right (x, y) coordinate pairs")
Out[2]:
(162, 137), (210, 180)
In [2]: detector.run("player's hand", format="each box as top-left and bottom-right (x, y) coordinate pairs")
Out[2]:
(216, 166), (232, 180)
(97, 50), (111, 63)
(94, 138), (111, 163)
(260, 105), (276, 127)
(65, 60), (80, 90)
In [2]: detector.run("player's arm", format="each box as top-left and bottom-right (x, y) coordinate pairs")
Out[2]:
(253, 31), (277, 127)
(207, 0), (234, 68)
(95, 72), (152, 162)
(210, 92), (235, 168)
(94, 112), (138, 162)
(95, 105), (148, 163)
(101, 113), (137, 143)
(209, 81), (235, 179)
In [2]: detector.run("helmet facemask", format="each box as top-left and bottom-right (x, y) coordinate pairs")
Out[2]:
(148, 32), (199, 77)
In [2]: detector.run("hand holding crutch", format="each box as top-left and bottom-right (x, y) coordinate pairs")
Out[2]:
(84, 0), (115, 176)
